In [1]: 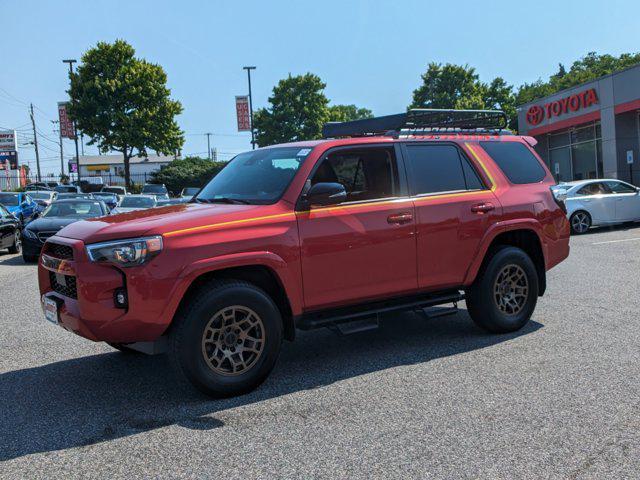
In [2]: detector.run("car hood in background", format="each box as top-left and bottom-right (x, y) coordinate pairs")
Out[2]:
(25, 217), (84, 234)
(56, 203), (284, 243)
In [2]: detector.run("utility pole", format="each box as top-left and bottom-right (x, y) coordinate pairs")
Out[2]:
(29, 103), (42, 181)
(243, 66), (256, 149)
(51, 120), (64, 176)
(63, 59), (80, 181)
(205, 132), (212, 160)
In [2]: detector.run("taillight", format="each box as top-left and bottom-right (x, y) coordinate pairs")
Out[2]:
(550, 187), (567, 214)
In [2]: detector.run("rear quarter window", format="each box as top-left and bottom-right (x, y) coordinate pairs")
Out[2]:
(480, 141), (546, 184)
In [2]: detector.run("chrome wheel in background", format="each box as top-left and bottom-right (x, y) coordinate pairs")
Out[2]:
(570, 211), (591, 234)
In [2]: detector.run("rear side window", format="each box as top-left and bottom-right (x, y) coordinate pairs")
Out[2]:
(480, 141), (546, 184)
(404, 144), (484, 195)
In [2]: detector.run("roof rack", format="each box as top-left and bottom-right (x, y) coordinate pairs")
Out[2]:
(322, 108), (510, 138)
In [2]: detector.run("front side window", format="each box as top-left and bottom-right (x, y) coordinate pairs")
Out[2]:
(605, 181), (637, 194)
(310, 147), (399, 202)
(404, 144), (484, 195)
(480, 141), (546, 184)
(197, 147), (311, 204)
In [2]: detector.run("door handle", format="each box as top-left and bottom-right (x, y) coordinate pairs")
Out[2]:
(470, 202), (495, 214)
(387, 212), (413, 224)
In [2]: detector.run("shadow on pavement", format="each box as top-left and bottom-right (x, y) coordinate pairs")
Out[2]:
(0, 311), (542, 461)
(0, 254), (30, 267)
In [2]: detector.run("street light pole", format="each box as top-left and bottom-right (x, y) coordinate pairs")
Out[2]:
(206, 132), (212, 160)
(51, 120), (64, 176)
(243, 66), (256, 149)
(63, 59), (80, 182)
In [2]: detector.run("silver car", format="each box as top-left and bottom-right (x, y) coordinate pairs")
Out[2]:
(552, 179), (640, 234)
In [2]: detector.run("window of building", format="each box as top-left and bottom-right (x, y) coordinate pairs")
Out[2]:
(404, 144), (484, 195)
(311, 147), (399, 202)
(480, 141), (546, 184)
(547, 122), (601, 182)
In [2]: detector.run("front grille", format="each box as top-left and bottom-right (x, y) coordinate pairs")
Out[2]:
(38, 231), (58, 243)
(49, 271), (77, 299)
(44, 242), (74, 260)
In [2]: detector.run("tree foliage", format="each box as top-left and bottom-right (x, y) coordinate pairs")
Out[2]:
(68, 40), (184, 186)
(253, 73), (373, 146)
(409, 63), (516, 128)
(515, 52), (640, 107)
(150, 156), (225, 194)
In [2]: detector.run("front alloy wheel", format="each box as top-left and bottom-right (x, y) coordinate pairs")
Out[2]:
(201, 306), (266, 376)
(570, 211), (591, 234)
(8, 230), (21, 254)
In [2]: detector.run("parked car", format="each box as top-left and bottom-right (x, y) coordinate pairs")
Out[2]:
(27, 190), (58, 208)
(54, 185), (81, 194)
(22, 199), (109, 262)
(141, 183), (169, 199)
(74, 177), (104, 193)
(111, 194), (157, 213)
(0, 204), (22, 254)
(0, 192), (38, 225)
(180, 187), (200, 201)
(101, 185), (127, 202)
(552, 179), (640, 234)
(26, 182), (54, 191)
(55, 193), (94, 201)
(91, 192), (119, 210)
(38, 109), (570, 398)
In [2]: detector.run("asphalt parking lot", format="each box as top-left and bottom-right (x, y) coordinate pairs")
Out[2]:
(1, 226), (640, 479)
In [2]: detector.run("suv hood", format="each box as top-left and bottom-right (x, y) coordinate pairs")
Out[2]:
(56, 203), (272, 243)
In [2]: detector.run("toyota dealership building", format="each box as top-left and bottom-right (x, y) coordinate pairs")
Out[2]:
(517, 63), (640, 184)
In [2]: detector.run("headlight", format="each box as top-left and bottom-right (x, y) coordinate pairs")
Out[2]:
(23, 228), (37, 239)
(86, 236), (163, 267)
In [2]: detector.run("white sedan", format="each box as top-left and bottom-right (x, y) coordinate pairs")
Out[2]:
(552, 179), (640, 234)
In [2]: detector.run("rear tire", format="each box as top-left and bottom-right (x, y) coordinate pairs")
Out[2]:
(466, 246), (539, 334)
(169, 279), (283, 398)
(570, 210), (591, 234)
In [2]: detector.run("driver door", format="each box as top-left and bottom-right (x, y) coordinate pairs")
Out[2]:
(604, 181), (640, 221)
(296, 145), (417, 311)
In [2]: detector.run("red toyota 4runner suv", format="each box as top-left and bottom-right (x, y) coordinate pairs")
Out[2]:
(38, 110), (570, 397)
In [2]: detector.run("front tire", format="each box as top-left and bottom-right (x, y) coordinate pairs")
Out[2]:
(170, 280), (283, 398)
(22, 253), (38, 263)
(8, 230), (21, 254)
(570, 210), (591, 234)
(466, 246), (539, 333)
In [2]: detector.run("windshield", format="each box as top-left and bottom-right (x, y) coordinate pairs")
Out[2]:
(183, 188), (199, 195)
(43, 201), (104, 218)
(54, 186), (76, 193)
(142, 184), (167, 194)
(196, 147), (311, 204)
(58, 193), (91, 200)
(29, 192), (53, 200)
(120, 196), (155, 208)
(93, 192), (115, 199)
(0, 193), (20, 206)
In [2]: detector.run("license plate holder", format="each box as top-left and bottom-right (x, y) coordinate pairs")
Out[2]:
(43, 296), (59, 325)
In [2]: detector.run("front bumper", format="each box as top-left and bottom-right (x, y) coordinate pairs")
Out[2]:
(38, 236), (182, 343)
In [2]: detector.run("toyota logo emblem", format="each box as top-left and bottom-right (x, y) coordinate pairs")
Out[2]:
(526, 105), (544, 126)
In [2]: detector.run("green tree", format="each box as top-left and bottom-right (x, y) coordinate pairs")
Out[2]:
(68, 40), (184, 187)
(253, 73), (373, 146)
(409, 63), (516, 128)
(327, 104), (373, 122)
(150, 156), (225, 195)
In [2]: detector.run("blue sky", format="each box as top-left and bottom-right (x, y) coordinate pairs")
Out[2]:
(2, 0), (639, 175)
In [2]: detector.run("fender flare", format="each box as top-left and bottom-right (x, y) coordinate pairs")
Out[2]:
(463, 220), (546, 285)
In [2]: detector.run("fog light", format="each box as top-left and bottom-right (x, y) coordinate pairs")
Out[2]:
(114, 288), (128, 309)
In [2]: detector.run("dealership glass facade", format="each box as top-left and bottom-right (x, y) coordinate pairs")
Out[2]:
(546, 122), (602, 182)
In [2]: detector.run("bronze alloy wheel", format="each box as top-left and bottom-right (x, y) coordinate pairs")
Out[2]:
(493, 264), (529, 316)
(201, 305), (266, 376)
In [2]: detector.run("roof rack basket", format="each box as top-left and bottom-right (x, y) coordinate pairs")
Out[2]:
(322, 108), (509, 138)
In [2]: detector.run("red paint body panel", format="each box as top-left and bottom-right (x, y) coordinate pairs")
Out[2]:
(38, 134), (570, 344)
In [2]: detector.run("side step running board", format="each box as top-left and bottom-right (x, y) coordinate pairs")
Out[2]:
(296, 290), (464, 331)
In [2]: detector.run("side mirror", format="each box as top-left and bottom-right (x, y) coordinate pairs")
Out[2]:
(305, 182), (347, 207)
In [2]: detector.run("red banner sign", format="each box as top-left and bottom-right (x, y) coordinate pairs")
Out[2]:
(235, 96), (251, 132)
(58, 102), (76, 139)
(526, 88), (599, 126)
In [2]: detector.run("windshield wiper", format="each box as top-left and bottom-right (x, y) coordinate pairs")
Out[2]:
(202, 197), (251, 205)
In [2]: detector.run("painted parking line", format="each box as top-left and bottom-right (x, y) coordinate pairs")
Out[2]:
(592, 237), (640, 245)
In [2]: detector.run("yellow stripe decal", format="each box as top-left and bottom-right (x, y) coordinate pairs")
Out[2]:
(164, 212), (295, 237)
(465, 142), (497, 192)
